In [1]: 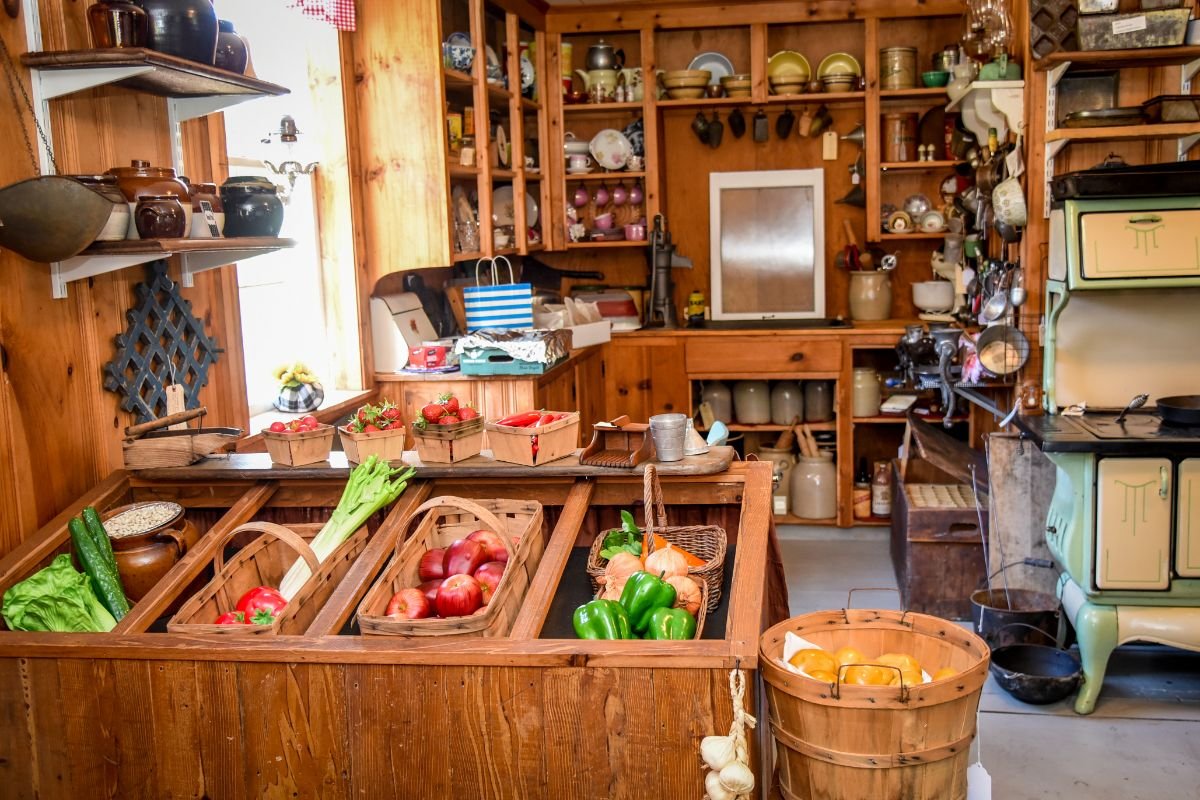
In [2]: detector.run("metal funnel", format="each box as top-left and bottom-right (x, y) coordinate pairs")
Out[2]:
(0, 176), (112, 263)
(836, 183), (866, 207)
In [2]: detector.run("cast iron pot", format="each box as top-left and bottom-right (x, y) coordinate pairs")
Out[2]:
(134, 0), (218, 65)
(220, 176), (284, 238)
(989, 643), (1082, 705)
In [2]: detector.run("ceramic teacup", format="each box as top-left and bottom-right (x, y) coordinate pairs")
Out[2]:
(594, 212), (614, 230)
(568, 154), (590, 171)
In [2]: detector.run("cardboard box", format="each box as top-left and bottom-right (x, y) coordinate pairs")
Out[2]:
(460, 348), (565, 375)
(565, 320), (612, 349)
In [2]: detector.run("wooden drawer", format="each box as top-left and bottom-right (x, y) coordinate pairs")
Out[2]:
(686, 336), (841, 374)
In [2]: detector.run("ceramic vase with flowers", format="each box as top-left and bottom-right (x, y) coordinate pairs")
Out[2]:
(272, 361), (324, 413)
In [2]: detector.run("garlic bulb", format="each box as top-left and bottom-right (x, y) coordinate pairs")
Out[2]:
(700, 735), (738, 771)
(719, 761), (755, 794)
(705, 769), (736, 800)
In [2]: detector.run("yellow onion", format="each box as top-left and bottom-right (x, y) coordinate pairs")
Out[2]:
(603, 551), (643, 582)
(666, 575), (702, 615)
(644, 543), (688, 579)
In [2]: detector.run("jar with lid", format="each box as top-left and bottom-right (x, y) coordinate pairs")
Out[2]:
(757, 445), (796, 514)
(134, 195), (187, 239)
(770, 381), (804, 426)
(220, 176), (285, 237)
(790, 453), (837, 520)
(701, 381), (733, 423)
(803, 380), (833, 422)
(214, 19), (249, 74)
(852, 368), (882, 418)
(880, 47), (917, 90)
(732, 380), (771, 425)
(105, 159), (190, 239)
(871, 460), (893, 517)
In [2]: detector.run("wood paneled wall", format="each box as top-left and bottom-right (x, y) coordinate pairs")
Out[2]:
(0, 3), (248, 556)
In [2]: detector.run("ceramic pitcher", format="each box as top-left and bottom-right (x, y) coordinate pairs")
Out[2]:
(618, 67), (643, 100)
(575, 68), (618, 96)
(849, 271), (893, 321)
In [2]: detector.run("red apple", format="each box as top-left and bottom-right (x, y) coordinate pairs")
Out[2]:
(435, 573), (483, 617)
(467, 529), (509, 563)
(418, 578), (443, 606)
(418, 547), (446, 581)
(473, 560), (506, 605)
(443, 539), (487, 576)
(385, 588), (431, 619)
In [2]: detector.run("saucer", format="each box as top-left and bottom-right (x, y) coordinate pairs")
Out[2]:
(567, 167), (594, 175)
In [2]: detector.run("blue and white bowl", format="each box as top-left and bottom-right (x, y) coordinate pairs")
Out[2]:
(443, 42), (475, 73)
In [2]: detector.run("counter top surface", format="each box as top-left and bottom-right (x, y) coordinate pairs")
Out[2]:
(374, 344), (597, 383)
(132, 446), (736, 481)
(611, 320), (914, 337)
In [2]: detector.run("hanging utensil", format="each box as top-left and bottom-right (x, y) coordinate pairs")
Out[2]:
(840, 123), (866, 146)
(1114, 393), (1149, 424)
(776, 107), (796, 139)
(752, 109), (769, 143)
(840, 218), (861, 270)
(691, 111), (710, 145)
(707, 110), (724, 149)
(728, 107), (746, 139)
(1008, 266), (1026, 307)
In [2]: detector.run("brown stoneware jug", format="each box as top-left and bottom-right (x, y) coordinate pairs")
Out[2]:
(102, 503), (199, 602)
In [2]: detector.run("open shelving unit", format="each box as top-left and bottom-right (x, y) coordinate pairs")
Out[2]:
(18, 48), (294, 297)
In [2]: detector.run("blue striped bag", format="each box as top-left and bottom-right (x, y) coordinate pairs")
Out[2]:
(463, 256), (534, 331)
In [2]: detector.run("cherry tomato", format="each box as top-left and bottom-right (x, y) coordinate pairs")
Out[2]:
(301, 415), (318, 426)
(268, 421), (286, 433)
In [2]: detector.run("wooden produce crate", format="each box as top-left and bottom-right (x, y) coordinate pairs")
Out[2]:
(356, 496), (544, 637)
(262, 424), (335, 466)
(485, 411), (579, 466)
(167, 520), (369, 635)
(339, 424), (407, 464)
(890, 459), (988, 619)
(411, 416), (484, 464)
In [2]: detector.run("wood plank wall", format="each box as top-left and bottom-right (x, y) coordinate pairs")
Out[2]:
(0, 3), (247, 556)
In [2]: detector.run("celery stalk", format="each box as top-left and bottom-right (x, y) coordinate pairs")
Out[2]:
(278, 456), (417, 600)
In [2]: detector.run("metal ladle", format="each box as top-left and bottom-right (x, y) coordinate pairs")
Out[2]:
(1009, 267), (1026, 307)
(980, 283), (1011, 323)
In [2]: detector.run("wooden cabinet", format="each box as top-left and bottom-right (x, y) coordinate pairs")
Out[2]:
(346, 0), (548, 283)
(686, 336), (841, 376)
(602, 336), (689, 421)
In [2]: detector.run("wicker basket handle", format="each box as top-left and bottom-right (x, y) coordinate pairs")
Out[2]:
(642, 464), (670, 537)
(395, 496), (516, 560)
(213, 521), (322, 575)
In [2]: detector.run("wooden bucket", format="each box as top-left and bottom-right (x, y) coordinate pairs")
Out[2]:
(760, 609), (990, 800)
(167, 521), (370, 635)
(356, 496), (544, 637)
(586, 464), (727, 611)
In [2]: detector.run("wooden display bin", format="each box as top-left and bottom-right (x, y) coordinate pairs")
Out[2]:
(890, 458), (989, 619)
(0, 460), (784, 798)
(485, 411), (580, 466)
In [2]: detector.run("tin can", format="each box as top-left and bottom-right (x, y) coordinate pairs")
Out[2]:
(882, 112), (918, 162)
(446, 112), (463, 150)
(880, 46), (917, 90)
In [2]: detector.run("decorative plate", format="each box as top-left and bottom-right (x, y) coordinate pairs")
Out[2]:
(447, 31), (471, 49)
(519, 54), (535, 92)
(767, 50), (812, 82)
(816, 52), (862, 78)
(688, 51), (735, 84)
(492, 185), (538, 227)
(485, 45), (504, 85)
(589, 129), (632, 171)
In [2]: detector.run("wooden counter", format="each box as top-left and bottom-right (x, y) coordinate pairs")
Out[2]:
(0, 461), (783, 799)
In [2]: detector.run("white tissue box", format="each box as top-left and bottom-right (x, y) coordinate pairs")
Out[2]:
(566, 320), (612, 349)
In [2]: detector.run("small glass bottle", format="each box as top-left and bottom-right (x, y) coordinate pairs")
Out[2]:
(853, 457), (871, 520)
(871, 460), (893, 518)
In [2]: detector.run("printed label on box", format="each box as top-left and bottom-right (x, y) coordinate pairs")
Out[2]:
(1112, 15), (1147, 34)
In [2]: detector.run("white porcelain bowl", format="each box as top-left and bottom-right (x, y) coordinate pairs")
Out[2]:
(912, 281), (955, 313)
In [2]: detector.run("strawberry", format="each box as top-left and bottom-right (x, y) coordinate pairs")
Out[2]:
(364, 423), (381, 432)
(441, 394), (460, 414)
(439, 415), (461, 425)
(382, 407), (401, 420)
(421, 403), (446, 422)
(458, 407), (479, 421)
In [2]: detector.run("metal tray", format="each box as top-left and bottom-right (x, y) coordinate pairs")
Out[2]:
(1061, 107), (1145, 128)
(1142, 94), (1200, 123)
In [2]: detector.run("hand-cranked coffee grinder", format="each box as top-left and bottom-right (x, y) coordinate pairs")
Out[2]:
(648, 214), (692, 328)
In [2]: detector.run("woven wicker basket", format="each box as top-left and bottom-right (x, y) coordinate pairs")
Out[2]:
(586, 464), (727, 612)
(167, 521), (369, 635)
(356, 496), (544, 637)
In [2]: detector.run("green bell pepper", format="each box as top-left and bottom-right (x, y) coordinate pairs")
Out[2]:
(618, 570), (677, 634)
(572, 599), (633, 640)
(644, 606), (697, 640)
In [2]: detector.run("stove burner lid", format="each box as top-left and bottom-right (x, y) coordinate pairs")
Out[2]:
(1071, 412), (1200, 441)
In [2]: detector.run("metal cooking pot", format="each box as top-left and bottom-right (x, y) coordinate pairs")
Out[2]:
(1157, 395), (1200, 426)
(975, 324), (1030, 376)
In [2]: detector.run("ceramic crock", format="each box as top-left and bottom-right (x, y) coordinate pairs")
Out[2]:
(102, 502), (200, 602)
(220, 176), (284, 237)
(134, 0), (219, 64)
(187, 181), (225, 238)
(134, 195), (187, 239)
(848, 271), (893, 321)
(790, 453), (837, 520)
(106, 159), (191, 239)
(214, 18), (249, 73)
(69, 174), (129, 242)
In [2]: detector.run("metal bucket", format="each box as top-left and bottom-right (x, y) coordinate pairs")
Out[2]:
(0, 176), (112, 262)
(970, 587), (1062, 649)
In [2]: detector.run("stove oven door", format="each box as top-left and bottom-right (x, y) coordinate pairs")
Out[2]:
(1095, 458), (1172, 590)
(1178, 459), (1200, 579)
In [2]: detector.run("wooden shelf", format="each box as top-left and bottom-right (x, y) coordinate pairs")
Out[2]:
(851, 415), (909, 425)
(525, 171), (543, 180)
(699, 422), (836, 433)
(565, 240), (648, 248)
(520, 96), (540, 112)
(51, 237), (295, 299)
(486, 82), (513, 103)
(1045, 121), (1200, 143)
(655, 95), (751, 109)
(563, 102), (643, 114)
(880, 161), (961, 171)
(879, 231), (946, 240)
(491, 169), (518, 180)
(765, 91), (865, 105)
(775, 515), (839, 526)
(566, 171), (646, 181)
(854, 517), (892, 527)
(880, 87), (949, 101)
(448, 164), (481, 178)
(20, 48), (288, 120)
(1034, 45), (1200, 72)
(443, 68), (474, 87)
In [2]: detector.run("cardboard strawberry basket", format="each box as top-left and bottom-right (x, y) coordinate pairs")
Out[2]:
(167, 521), (369, 635)
(356, 496), (544, 637)
(412, 416), (484, 464)
(485, 411), (580, 467)
(262, 424), (335, 467)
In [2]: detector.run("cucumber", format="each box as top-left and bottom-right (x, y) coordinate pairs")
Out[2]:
(68, 516), (129, 621)
(81, 507), (118, 576)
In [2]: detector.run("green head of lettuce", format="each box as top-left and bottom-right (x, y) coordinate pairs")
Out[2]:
(2, 553), (117, 633)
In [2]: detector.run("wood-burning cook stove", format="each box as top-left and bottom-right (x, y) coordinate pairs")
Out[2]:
(1014, 162), (1200, 714)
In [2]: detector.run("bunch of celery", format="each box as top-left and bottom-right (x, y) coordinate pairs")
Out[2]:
(279, 456), (416, 600)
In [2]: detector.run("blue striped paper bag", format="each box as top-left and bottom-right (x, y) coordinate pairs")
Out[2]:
(463, 256), (534, 331)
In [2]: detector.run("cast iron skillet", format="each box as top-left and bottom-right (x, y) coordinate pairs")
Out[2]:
(1157, 395), (1200, 427)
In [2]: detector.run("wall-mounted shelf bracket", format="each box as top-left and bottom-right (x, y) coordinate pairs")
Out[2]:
(947, 80), (1025, 144)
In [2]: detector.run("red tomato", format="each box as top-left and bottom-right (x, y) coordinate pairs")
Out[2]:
(268, 421), (287, 433)
(301, 415), (318, 426)
(215, 611), (245, 624)
(235, 586), (288, 617)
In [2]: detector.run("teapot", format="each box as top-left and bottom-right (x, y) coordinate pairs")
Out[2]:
(585, 39), (624, 71)
(575, 68), (618, 96)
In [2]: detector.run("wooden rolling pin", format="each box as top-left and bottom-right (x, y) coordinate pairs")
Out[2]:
(124, 407), (206, 438)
